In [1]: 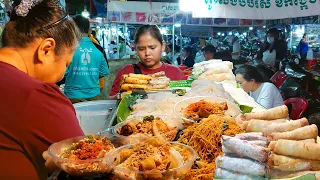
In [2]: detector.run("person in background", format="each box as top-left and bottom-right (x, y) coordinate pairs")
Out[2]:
(227, 35), (241, 60)
(109, 25), (186, 99)
(182, 46), (195, 67)
(64, 15), (109, 103)
(257, 28), (287, 69)
(109, 41), (119, 60)
(90, 30), (99, 45)
(295, 33), (309, 62)
(0, 0), (84, 178)
(235, 65), (284, 109)
(165, 44), (180, 66)
(210, 32), (219, 48)
(202, 44), (216, 61)
(118, 36), (127, 59)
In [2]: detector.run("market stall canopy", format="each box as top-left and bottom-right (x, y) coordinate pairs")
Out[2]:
(184, 0), (320, 20)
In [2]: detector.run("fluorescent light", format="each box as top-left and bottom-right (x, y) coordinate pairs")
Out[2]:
(174, 23), (181, 28)
(249, 27), (253, 30)
(222, 33), (225, 36)
(243, 32), (247, 36)
(161, 28), (167, 35)
(263, 26), (266, 28)
(228, 32), (233, 36)
(82, 9), (90, 18)
(217, 32), (221, 36)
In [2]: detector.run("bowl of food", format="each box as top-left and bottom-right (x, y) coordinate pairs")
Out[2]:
(48, 133), (120, 177)
(105, 138), (197, 180)
(174, 96), (241, 124)
(113, 115), (181, 145)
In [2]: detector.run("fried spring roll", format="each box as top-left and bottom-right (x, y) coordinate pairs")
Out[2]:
(270, 154), (320, 171)
(269, 139), (316, 151)
(222, 136), (269, 162)
(274, 139), (320, 160)
(246, 119), (286, 132)
(268, 124), (318, 141)
(215, 156), (267, 177)
(241, 105), (288, 121)
(214, 168), (265, 180)
(124, 77), (148, 84)
(235, 132), (268, 142)
(128, 73), (152, 80)
(121, 84), (149, 91)
(262, 118), (309, 136)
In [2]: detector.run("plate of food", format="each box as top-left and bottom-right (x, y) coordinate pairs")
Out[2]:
(48, 133), (121, 177)
(113, 115), (181, 145)
(105, 138), (197, 180)
(174, 96), (241, 124)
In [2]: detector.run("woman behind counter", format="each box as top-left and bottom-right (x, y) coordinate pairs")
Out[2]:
(109, 25), (186, 99)
(235, 65), (284, 109)
(0, 0), (84, 179)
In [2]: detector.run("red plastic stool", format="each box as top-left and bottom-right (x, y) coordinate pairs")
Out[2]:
(284, 97), (308, 120)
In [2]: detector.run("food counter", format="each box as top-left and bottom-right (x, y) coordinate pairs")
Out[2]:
(49, 60), (320, 180)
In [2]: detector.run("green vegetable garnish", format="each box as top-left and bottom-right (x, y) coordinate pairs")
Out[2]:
(143, 115), (155, 121)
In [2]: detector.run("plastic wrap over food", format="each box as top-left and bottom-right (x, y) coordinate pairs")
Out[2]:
(222, 82), (265, 112)
(215, 156), (267, 177)
(130, 92), (184, 117)
(215, 168), (265, 180)
(185, 80), (234, 102)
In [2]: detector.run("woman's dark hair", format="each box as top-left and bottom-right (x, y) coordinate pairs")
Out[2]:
(2, 0), (81, 53)
(183, 46), (193, 54)
(73, 15), (90, 33)
(235, 65), (265, 83)
(134, 25), (163, 44)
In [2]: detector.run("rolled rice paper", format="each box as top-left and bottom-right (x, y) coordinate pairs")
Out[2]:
(215, 168), (265, 180)
(222, 136), (269, 162)
(235, 132), (268, 142)
(215, 156), (267, 177)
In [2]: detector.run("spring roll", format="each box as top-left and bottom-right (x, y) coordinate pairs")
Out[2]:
(268, 124), (318, 141)
(235, 132), (268, 142)
(222, 136), (269, 162)
(214, 168), (265, 180)
(121, 84), (149, 91)
(128, 73), (152, 80)
(262, 118), (309, 136)
(273, 160), (311, 172)
(269, 139), (316, 151)
(124, 77), (148, 84)
(241, 105), (288, 121)
(241, 120), (248, 130)
(216, 156), (267, 177)
(151, 71), (165, 77)
(246, 119), (286, 132)
(274, 139), (320, 160)
(271, 154), (320, 171)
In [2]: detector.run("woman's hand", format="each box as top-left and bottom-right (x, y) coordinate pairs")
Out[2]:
(42, 151), (58, 173)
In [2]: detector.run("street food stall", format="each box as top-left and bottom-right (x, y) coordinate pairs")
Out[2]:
(47, 1), (320, 179)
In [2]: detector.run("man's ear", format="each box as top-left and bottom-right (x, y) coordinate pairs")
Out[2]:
(37, 38), (56, 64)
